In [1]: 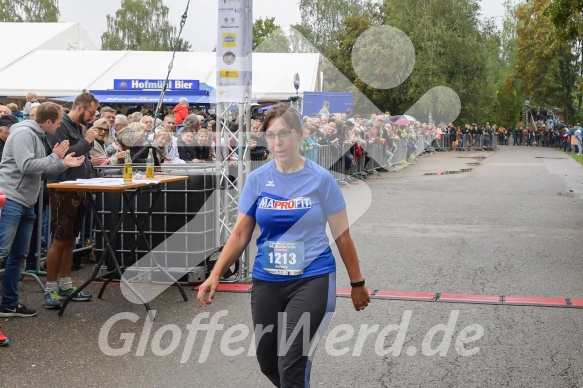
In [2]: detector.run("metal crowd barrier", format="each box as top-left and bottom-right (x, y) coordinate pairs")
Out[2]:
(14, 164), (239, 286)
(92, 165), (223, 283)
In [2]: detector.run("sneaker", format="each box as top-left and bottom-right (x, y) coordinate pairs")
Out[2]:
(0, 323), (9, 346)
(44, 291), (61, 309)
(0, 304), (38, 317)
(58, 286), (92, 302)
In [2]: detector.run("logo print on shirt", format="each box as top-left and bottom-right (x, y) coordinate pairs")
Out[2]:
(258, 197), (312, 210)
(266, 181), (275, 187)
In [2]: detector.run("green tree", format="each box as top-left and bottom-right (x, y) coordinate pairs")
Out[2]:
(298, 0), (381, 53)
(324, 16), (379, 114)
(253, 17), (290, 52)
(379, 0), (493, 123)
(515, 0), (579, 123)
(489, 0), (525, 128)
(288, 24), (318, 53)
(546, 0), (583, 41)
(101, 0), (191, 51)
(321, 0), (496, 123)
(0, 0), (59, 22)
(546, 0), (583, 119)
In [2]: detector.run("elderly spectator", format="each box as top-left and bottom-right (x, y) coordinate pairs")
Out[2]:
(113, 114), (128, 138)
(29, 105), (39, 120)
(0, 115), (20, 161)
(173, 97), (189, 125)
(129, 111), (143, 123)
(116, 122), (159, 164)
(183, 114), (201, 133)
(89, 118), (126, 165)
(0, 105), (12, 116)
(141, 115), (155, 141)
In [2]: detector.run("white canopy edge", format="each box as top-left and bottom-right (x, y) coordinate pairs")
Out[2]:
(0, 49), (320, 101)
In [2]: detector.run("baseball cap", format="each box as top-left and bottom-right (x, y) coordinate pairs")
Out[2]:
(0, 114), (19, 127)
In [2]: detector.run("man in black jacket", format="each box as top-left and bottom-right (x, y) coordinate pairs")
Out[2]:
(43, 92), (99, 309)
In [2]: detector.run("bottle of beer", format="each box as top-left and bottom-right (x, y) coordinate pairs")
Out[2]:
(123, 148), (132, 182)
(146, 148), (154, 178)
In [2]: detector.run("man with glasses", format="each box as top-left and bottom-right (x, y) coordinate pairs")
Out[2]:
(44, 92), (100, 309)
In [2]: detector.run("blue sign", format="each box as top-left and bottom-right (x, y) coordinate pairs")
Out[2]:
(114, 79), (200, 91)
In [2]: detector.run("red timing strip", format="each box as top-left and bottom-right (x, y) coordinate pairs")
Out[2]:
(504, 296), (568, 307)
(570, 299), (583, 308)
(373, 290), (436, 301)
(438, 293), (501, 304)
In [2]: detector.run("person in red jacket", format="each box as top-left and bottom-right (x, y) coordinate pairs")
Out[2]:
(173, 97), (189, 125)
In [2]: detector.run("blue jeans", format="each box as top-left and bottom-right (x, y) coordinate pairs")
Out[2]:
(0, 199), (36, 307)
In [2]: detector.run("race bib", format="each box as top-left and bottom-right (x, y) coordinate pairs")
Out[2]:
(261, 241), (305, 276)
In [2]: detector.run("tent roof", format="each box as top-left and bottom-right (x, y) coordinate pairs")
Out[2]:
(0, 22), (97, 71)
(0, 50), (320, 101)
(251, 53), (320, 101)
(0, 50), (128, 96)
(86, 51), (218, 91)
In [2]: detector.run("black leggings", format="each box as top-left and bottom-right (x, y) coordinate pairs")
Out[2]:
(251, 272), (336, 388)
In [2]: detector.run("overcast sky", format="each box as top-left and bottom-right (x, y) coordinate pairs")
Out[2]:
(59, 0), (507, 51)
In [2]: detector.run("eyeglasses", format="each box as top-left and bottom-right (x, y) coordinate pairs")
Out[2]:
(95, 127), (109, 132)
(84, 107), (97, 116)
(265, 129), (293, 142)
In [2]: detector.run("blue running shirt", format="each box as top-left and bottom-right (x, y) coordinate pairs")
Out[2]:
(238, 159), (346, 281)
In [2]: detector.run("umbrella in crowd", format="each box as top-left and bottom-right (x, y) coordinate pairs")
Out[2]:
(389, 115), (417, 125)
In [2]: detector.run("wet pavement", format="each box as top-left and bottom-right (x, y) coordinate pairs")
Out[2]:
(2, 146), (583, 387)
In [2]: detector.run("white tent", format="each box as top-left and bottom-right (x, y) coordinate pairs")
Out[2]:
(0, 22), (97, 72)
(0, 48), (321, 101)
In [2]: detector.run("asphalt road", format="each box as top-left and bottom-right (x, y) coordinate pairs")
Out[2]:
(2, 145), (583, 387)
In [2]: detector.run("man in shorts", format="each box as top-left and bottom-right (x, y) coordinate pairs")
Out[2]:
(44, 92), (100, 309)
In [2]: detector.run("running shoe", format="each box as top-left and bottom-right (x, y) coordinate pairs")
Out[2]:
(0, 304), (38, 317)
(58, 286), (92, 301)
(0, 323), (9, 346)
(44, 291), (61, 309)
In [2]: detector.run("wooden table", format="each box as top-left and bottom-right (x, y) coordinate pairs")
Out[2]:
(47, 175), (189, 319)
